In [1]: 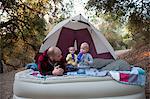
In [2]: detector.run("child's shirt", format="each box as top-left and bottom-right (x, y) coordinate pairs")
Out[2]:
(77, 53), (93, 68)
(66, 53), (77, 66)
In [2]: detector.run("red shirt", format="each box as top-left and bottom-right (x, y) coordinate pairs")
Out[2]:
(37, 49), (66, 75)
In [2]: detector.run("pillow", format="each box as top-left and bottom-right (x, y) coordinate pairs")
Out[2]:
(101, 59), (131, 71)
(91, 58), (114, 69)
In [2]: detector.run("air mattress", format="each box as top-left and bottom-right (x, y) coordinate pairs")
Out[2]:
(13, 70), (145, 99)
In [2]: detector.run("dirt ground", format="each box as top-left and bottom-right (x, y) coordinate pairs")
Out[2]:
(0, 68), (25, 99)
(0, 45), (149, 99)
(0, 70), (17, 99)
(118, 44), (150, 99)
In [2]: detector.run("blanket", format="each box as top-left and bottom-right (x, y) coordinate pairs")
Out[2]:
(66, 67), (146, 86)
(109, 67), (146, 86)
(28, 67), (146, 86)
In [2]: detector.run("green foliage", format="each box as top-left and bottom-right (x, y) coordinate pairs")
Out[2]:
(89, 13), (127, 50)
(51, 0), (73, 24)
(86, 0), (150, 46)
(0, 0), (49, 48)
(0, 0), (62, 67)
(98, 20), (127, 50)
(127, 12), (150, 44)
(122, 33), (133, 48)
(104, 32), (127, 50)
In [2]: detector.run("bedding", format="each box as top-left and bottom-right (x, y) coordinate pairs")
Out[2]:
(92, 58), (114, 69)
(21, 65), (146, 86)
(23, 59), (145, 86)
(101, 59), (131, 71)
(110, 67), (146, 86)
(67, 67), (146, 86)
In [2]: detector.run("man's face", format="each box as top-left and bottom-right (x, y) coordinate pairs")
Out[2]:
(53, 51), (62, 61)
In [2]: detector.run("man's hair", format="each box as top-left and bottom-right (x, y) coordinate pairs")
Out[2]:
(47, 47), (60, 57)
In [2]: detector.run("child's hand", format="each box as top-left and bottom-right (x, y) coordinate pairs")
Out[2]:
(85, 60), (89, 64)
(77, 53), (83, 62)
(52, 66), (64, 76)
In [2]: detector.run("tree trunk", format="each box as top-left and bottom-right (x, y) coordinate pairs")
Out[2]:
(0, 48), (3, 73)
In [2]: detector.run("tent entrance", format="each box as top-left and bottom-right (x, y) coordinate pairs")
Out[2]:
(56, 27), (113, 59)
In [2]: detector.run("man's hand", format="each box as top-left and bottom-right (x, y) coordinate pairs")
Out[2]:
(52, 66), (64, 76)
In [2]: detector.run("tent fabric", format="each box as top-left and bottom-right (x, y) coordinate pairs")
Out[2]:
(39, 14), (117, 59)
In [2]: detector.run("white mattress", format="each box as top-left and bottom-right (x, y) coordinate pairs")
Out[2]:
(13, 70), (145, 99)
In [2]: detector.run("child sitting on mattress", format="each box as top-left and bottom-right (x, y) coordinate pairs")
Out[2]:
(77, 42), (93, 69)
(66, 47), (78, 72)
(66, 47), (77, 66)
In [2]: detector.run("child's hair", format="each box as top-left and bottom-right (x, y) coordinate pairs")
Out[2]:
(68, 47), (75, 51)
(81, 42), (89, 50)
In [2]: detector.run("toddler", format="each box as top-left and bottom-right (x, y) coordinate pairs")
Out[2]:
(77, 42), (93, 68)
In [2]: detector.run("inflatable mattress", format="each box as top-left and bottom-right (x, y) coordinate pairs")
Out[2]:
(13, 69), (145, 99)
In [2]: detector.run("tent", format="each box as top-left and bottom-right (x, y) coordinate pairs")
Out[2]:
(39, 14), (117, 59)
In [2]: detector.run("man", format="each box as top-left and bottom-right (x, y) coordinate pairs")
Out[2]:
(37, 47), (66, 76)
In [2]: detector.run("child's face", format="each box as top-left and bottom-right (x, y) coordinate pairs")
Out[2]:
(69, 47), (75, 54)
(80, 46), (89, 54)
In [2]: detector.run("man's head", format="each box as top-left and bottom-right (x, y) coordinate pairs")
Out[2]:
(47, 47), (62, 61)
(80, 42), (89, 54)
